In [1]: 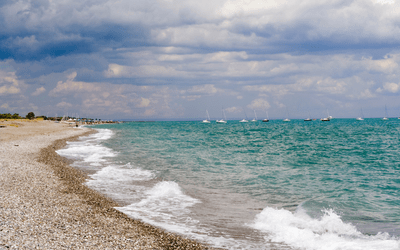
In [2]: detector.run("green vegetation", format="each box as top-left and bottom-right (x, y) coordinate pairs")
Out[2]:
(0, 112), (47, 120)
(25, 112), (35, 120)
(0, 113), (22, 119)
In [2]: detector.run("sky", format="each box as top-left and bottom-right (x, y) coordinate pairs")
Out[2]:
(1, 0), (400, 120)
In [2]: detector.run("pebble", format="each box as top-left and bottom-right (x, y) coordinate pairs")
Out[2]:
(0, 127), (214, 249)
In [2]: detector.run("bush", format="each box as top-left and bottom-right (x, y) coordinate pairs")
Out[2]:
(0, 113), (12, 119)
(26, 112), (35, 120)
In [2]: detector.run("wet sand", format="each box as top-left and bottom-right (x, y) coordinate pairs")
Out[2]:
(0, 120), (211, 249)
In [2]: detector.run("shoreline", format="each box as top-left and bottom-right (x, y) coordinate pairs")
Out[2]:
(0, 121), (211, 249)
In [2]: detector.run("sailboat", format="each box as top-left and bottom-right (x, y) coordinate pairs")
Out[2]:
(321, 117), (330, 121)
(356, 108), (364, 121)
(283, 108), (290, 122)
(321, 109), (331, 121)
(251, 110), (258, 122)
(202, 110), (211, 123)
(262, 111), (269, 122)
(239, 109), (248, 122)
(216, 108), (227, 123)
(382, 105), (389, 120)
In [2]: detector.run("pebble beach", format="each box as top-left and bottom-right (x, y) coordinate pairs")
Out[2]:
(0, 120), (211, 249)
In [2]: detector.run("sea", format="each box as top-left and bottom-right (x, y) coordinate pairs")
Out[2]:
(56, 119), (400, 250)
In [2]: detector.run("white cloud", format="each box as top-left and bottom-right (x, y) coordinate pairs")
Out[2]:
(56, 101), (73, 108)
(203, 51), (249, 63)
(0, 71), (24, 95)
(31, 86), (46, 96)
(375, 0), (395, 4)
(247, 98), (270, 110)
(377, 82), (400, 93)
(315, 77), (347, 95)
(188, 84), (218, 94)
(244, 75), (349, 96)
(181, 95), (201, 101)
(105, 64), (124, 77)
(0, 85), (20, 95)
(220, 0), (287, 18)
(8, 35), (40, 51)
(104, 63), (183, 78)
(151, 24), (264, 48)
(49, 72), (101, 96)
(243, 84), (289, 96)
(359, 89), (375, 99)
(143, 108), (157, 117)
(1, 103), (10, 109)
(137, 97), (150, 107)
(364, 56), (398, 74)
(225, 106), (241, 113)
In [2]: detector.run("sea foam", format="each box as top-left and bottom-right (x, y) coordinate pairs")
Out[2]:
(56, 129), (116, 166)
(251, 206), (400, 250)
(117, 181), (201, 235)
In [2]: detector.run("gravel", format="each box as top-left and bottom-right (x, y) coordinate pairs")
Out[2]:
(0, 125), (212, 249)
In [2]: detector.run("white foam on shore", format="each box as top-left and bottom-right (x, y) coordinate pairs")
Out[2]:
(117, 181), (202, 235)
(85, 164), (155, 201)
(54, 128), (214, 245)
(56, 129), (116, 166)
(250, 206), (400, 250)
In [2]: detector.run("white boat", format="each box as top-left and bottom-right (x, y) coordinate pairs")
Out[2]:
(216, 108), (227, 123)
(283, 109), (290, 122)
(251, 110), (258, 122)
(262, 110), (269, 122)
(382, 105), (389, 120)
(240, 109), (249, 122)
(202, 110), (211, 123)
(304, 111), (312, 121)
(321, 109), (331, 121)
(216, 119), (227, 123)
(356, 108), (364, 121)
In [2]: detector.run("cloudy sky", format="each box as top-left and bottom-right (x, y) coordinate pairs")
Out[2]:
(1, 0), (400, 120)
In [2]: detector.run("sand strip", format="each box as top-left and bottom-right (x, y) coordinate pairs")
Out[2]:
(0, 121), (211, 249)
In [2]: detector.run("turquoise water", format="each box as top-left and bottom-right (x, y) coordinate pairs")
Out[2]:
(58, 119), (400, 249)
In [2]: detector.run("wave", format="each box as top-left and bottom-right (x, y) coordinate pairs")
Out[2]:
(251, 206), (400, 250)
(56, 126), (400, 250)
(117, 181), (201, 234)
(56, 129), (116, 166)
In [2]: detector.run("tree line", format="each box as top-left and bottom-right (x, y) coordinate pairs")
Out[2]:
(0, 112), (36, 120)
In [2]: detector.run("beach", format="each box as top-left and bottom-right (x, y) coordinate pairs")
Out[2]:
(0, 120), (210, 249)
